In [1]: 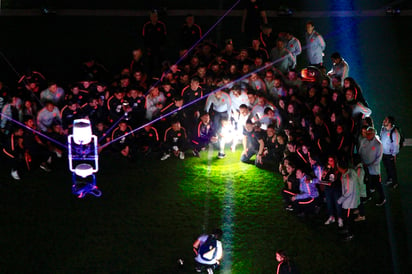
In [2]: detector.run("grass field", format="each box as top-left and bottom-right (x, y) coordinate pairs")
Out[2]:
(0, 145), (408, 273)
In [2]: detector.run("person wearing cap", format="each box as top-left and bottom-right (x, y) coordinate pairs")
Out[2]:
(358, 126), (385, 206)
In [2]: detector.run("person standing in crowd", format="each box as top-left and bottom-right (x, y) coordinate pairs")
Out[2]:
(204, 88), (232, 134)
(380, 116), (400, 189)
(142, 9), (167, 79)
(193, 228), (223, 273)
(241, 0), (268, 45)
(304, 21), (326, 67)
(180, 14), (203, 51)
(278, 31), (302, 68)
(337, 159), (361, 241)
(359, 126), (385, 206)
(270, 38), (296, 75)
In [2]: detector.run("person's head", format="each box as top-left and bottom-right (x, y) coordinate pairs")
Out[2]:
(47, 81), (58, 93)
(150, 10), (158, 23)
(149, 86), (160, 97)
(295, 168), (306, 179)
(252, 39), (260, 49)
(200, 111), (210, 124)
(285, 162), (295, 175)
(171, 120), (181, 131)
(239, 104), (249, 116)
(132, 48), (144, 60)
(45, 101), (55, 112)
(306, 21), (315, 34)
(185, 14), (194, 26)
(68, 101), (78, 111)
(173, 95), (184, 107)
(383, 116), (395, 129)
(119, 120), (128, 131)
(190, 76), (200, 90)
(286, 141), (296, 153)
(337, 158), (349, 173)
(366, 126), (376, 140)
(247, 90), (257, 104)
(345, 88), (355, 102)
(276, 38), (285, 49)
(327, 155), (337, 168)
(261, 23), (272, 35)
(331, 52), (342, 63)
(245, 119), (254, 132)
(23, 115), (36, 129)
(275, 249), (289, 263)
(267, 124), (276, 137)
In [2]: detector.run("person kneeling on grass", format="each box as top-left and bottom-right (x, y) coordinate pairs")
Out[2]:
(160, 119), (187, 160)
(216, 118), (235, 159)
(193, 228), (223, 273)
(290, 167), (319, 217)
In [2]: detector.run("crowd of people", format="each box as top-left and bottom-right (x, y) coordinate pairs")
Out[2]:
(0, 3), (402, 252)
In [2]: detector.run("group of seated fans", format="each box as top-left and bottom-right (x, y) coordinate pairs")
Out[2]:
(0, 18), (377, 239)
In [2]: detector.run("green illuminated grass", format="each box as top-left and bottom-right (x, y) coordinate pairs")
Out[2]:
(0, 147), (407, 273)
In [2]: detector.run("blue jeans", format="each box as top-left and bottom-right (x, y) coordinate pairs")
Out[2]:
(324, 186), (342, 218)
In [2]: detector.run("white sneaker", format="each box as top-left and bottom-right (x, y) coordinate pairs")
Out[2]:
(324, 216), (335, 225)
(55, 150), (62, 158)
(46, 156), (52, 164)
(179, 152), (185, 160)
(11, 169), (21, 180)
(160, 153), (170, 161)
(338, 218), (344, 228)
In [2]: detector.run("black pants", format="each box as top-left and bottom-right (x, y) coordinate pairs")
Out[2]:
(382, 154), (398, 185)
